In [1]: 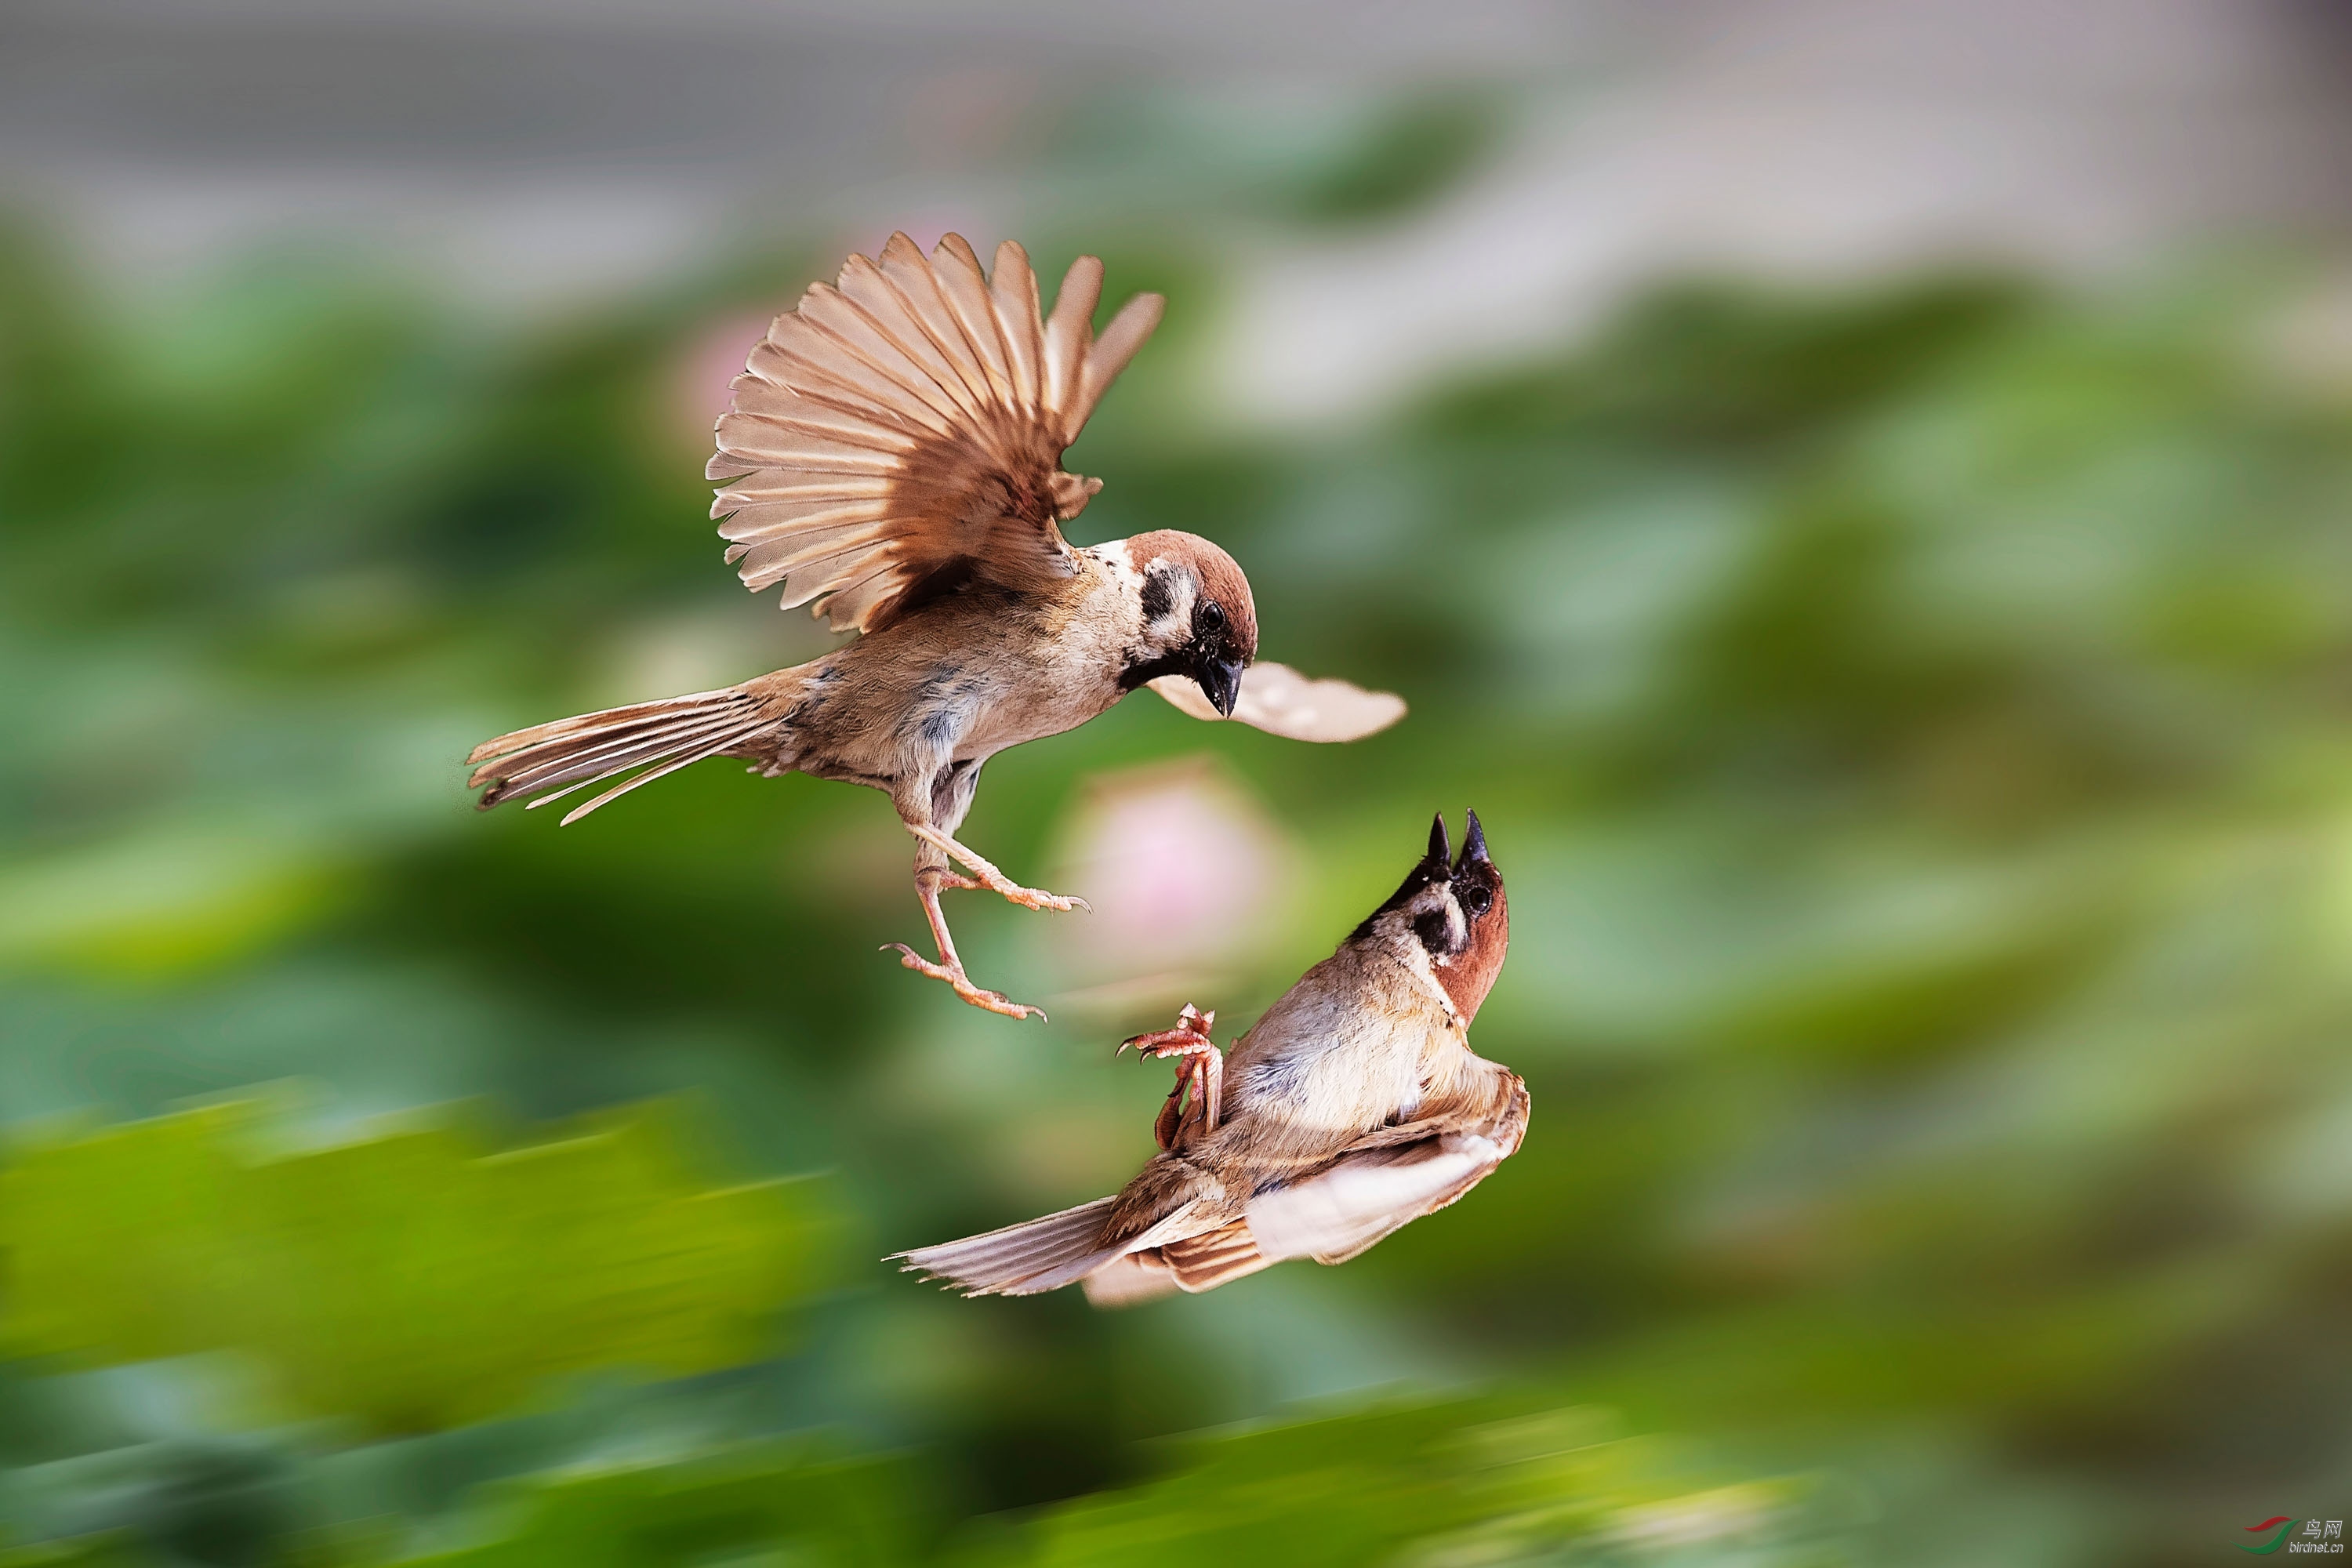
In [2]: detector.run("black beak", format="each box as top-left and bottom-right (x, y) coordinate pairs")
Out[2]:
(1457, 809), (1489, 869)
(1197, 657), (1245, 718)
(1427, 812), (1450, 866)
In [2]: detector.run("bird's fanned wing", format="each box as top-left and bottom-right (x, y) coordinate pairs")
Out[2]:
(709, 232), (1164, 633)
(1149, 660), (1407, 742)
(1243, 1075), (1530, 1265)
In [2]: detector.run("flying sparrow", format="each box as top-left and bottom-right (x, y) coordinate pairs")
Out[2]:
(466, 234), (1403, 1019)
(894, 810), (1522, 1302)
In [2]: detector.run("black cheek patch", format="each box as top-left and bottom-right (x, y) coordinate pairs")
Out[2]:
(1117, 650), (1190, 691)
(1139, 570), (1175, 623)
(1350, 863), (1446, 942)
(1412, 909), (1454, 956)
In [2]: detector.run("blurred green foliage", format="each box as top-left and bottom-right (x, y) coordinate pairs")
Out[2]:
(384, 1439), (915, 1567)
(1014, 1400), (1844, 1568)
(0, 1100), (834, 1435)
(1279, 93), (1506, 224)
(4, 192), (2351, 1564)
(0, 1406), (1845, 1567)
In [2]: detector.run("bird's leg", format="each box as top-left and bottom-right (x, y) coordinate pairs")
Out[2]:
(904, 823), (1090, 913)
(884, 862), (1049, 1022)
(1121, 1004), (1222, 1151)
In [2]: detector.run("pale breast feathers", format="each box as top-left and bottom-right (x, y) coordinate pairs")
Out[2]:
(1228, 949), (1454, 1142)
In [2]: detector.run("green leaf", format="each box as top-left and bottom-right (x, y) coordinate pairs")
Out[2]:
(0, 1100), (839, 1435)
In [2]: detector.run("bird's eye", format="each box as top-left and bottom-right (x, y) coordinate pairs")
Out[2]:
(1199, 601), (1225, 632)
(1461, 884), (1492, 916)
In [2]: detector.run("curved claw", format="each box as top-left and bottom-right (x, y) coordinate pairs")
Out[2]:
(1120, 1004), (1223, 1150)
(882, 944), (1048, 1022)
(1120, 1004), (1216, 1055)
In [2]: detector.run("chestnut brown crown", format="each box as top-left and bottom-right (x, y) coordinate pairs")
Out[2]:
(1126, 531), (1258, 660)
(1120, 529), (1259, 716)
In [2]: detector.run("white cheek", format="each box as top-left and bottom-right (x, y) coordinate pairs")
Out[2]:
(1149, 575), (1196, 645)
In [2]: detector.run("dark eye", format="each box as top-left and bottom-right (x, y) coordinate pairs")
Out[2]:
(1461, 884), (1492, 916)
(1199, 601), (1225, 632)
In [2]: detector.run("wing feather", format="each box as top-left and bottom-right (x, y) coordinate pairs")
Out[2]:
(708, 430), (901, 480)
(810, 561), (906, 629)
(837, 254), (988, 420)
(709, 233), (1163, 630)
(1080, 1252), (1179, 1308)
(1042, 254), (1102, 432)
(799, 285), (971, 426)
(1159, 1221), (1272, 1292)
(752, 320), (956, 437)
(930, 234), (1018, 401)
(1245, 1075), (1529, 1266)
(714, 497), (888, 542)
(712, 479), (891, 514)
(989, 239), (1044, 414)
(1072, 292), (1165, 437)
(876, 233), (999, 408)
(715, 379), (921, 445)
(733, 532), (898, 596)
(719, 517), (890, 564)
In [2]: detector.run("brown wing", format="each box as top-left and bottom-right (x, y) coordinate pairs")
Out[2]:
(1078, 1220), (1272, 1308)
(1149, 660), (1407, 742)
(1077, 1213), (1279, 1316)
(708, 232), (1164, 632)
(1161, 1221), (1274, 1290)
(1243, 1074), (1530, 1266)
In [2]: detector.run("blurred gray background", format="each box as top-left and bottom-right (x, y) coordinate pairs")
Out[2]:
(12, 0), (2352, 413)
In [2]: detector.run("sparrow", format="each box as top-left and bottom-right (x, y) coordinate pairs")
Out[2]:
(894, 810), (1523, 1304)
(466, 234), (1404, 1019)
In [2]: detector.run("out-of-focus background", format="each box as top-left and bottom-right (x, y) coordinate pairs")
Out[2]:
(5, 1), (2352, 1563)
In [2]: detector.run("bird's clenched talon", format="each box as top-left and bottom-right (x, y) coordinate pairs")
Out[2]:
(884, 944), (1048, 1022)
(1118, 1003), (1215, 1058)
(1122, 1004), (1221, 1149)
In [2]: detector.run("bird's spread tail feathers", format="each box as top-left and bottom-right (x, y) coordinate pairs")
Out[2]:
(893, 1197), (1127, 1298)
(467, 686), (773, 825)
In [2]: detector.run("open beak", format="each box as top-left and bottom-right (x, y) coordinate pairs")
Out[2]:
(1197, 657), (1245, 718)
(1457, 809), (1489, 869)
